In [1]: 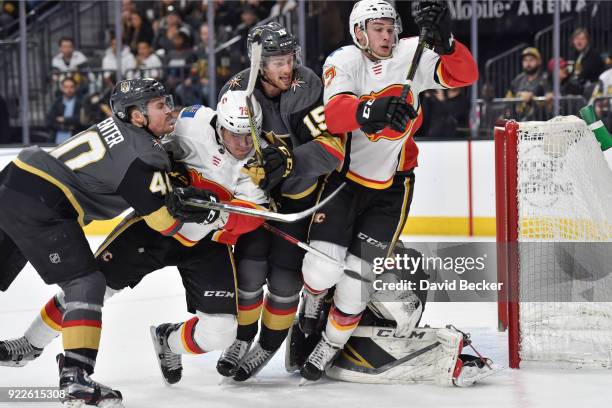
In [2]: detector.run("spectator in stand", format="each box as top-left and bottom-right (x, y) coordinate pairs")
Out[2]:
(239, 5), (260, 35)
(245, 0), (271, 20)
(446, 87), (470, 135)
(51, 37), (88, 74)
(82, 73), (115, 126)
(590, 66), (612, 130)
(570, 28), (605, 85)
(125, 12), (154, 54)
(192, 22), (211, 102)
(546, 57), (583, 96)
(419, 89), (469, 138)
(269, 0), (296, 17)
(0, 3), (16, 39)
(135, 40), (163, 79)
(153, 11), (181, 55)
(214, 0), (240, 30)
(505, 47), (548, 121)
(46, 77), (84, 144)
(102, 35), (137, 80)
(165, 25), (196, 90)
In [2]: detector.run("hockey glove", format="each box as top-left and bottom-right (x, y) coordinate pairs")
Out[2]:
(166, 186), (221, 224)
(415, 1), (455, 55)
(243, 145), (294, 192)
(356, 96), (417, 134)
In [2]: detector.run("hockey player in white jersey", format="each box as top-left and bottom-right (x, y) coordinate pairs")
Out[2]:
(290, 242), (496, 387)
(296, 0), (480, 382)
(0, 90), (269, 394)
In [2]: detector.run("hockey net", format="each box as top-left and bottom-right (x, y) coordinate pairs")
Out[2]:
(495, 116), (612, 368)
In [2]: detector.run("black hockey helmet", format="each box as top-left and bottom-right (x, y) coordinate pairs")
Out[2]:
(247, 21), (301, 62)
(110, 78), (174, 122)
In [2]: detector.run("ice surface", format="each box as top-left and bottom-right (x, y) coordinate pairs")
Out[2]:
(1, 237), (610, 408)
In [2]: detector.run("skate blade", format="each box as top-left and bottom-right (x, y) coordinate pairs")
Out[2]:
(63, 397), (124, 408)
(0, 361), (29, 367)
(299, 377), (316, 387)
(98, 399), (125, 408)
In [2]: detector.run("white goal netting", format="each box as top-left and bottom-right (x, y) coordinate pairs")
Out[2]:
(516, 116), (612, 366)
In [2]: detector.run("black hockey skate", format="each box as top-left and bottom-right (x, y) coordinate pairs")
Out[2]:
(233, 343), (276, 382)
(216, 339), (252, 377)
(298, 289), (330, 335)
(300, 333), (342, 382)
(0, 337), (42, 367)
(285, 319), (322, 372)
(57, 354), (123, 408)
(150, 323), (183, 385)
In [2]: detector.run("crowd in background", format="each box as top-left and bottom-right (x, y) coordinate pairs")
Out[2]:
(43, 0), (295, 143)
(478, 27), (612, 133)
(3, 1), (612, 143)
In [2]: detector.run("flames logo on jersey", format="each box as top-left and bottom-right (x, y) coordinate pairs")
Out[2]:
(360, 84), (419, 142)
(187, 168), (232, 201)
(323, 66), (336, 88)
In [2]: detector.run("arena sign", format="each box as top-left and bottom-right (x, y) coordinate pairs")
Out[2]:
(408, 0), (589, 20)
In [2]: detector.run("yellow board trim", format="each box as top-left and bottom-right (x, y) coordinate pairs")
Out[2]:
(13, 158), (86, 226)
(84, 216), (499, 237)
(403, 216), (496, 236)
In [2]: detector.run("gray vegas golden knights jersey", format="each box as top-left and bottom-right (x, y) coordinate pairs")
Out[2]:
(10, 116), (172, 227)
(219, 66), (344, 199)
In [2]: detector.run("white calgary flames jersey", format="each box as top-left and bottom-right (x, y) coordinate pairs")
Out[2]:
(163, 105), (267, 243)
(323, 38), (445, 188)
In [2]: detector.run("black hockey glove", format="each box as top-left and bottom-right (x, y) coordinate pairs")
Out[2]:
(415, 1), (455, 55)
(243, 144), (294, 192)
(356, 96), (417, 134)
(166, 186), (220, 224)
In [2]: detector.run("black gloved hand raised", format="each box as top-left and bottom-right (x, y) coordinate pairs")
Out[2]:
(166, 186), (220, 224)
(415, 1), (455, 55)
(356, 96), (417, 134)
(244, 144), (294, 192)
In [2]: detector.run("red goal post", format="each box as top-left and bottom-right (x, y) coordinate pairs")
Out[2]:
(494, 117), (612, 369)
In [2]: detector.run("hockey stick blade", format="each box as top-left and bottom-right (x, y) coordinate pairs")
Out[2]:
(181, 182), (346, 223)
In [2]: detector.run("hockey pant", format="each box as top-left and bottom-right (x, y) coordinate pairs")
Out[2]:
(304, 171), (415, 346)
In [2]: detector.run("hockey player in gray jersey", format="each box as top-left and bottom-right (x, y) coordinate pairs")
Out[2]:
(0, 78), (216, 407)
(215, 22), (345, 382)
(0, 90), (270, 397)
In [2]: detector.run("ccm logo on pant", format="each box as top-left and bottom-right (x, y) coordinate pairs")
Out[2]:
(203, 291), (235, 298)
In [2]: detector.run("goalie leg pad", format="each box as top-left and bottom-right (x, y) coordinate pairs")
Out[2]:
(326, 326), (463, 386)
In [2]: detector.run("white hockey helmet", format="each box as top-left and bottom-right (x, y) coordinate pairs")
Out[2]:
(216, 90), (263, 137)
(349, 0), (402, 60)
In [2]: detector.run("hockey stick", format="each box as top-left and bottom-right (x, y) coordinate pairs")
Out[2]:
(400, 0), (448, 100)
(262, 222), (372, 283)
(180, 182), (346, 223)
(246, 30), (264, 165)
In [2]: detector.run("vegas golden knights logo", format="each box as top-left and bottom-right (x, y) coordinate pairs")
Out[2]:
(121, 81), (130, 93)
